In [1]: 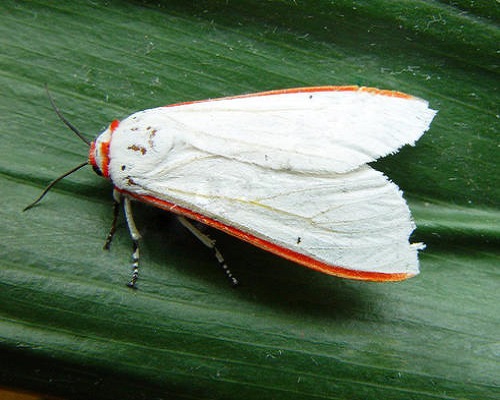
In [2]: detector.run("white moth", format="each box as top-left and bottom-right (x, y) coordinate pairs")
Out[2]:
(29, 86), (437, 288)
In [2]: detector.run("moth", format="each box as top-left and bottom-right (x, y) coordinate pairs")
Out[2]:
(26, 86), (437, 288)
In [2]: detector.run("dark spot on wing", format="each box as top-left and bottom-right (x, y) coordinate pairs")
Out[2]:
(148, 128), (158, 148)
(126, 176), (138, 186)
(127, 144), (147, 155)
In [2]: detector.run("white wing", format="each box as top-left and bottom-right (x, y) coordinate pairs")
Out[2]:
(112, 149), (422, 278)
(105, 86), (435, 279)
(121, 87), (436, 174)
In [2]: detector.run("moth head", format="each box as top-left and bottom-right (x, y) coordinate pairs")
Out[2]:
(89, 119), (120, 179)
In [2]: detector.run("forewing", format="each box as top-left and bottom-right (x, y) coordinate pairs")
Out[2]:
(155, 87), (436, 174)
(118, 152), (422, 278)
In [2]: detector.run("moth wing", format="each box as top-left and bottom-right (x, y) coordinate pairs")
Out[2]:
(157, 87), (436, 174)
(118, 151), (422, 280)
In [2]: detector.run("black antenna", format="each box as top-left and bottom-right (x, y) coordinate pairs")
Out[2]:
(23, 161), (89, 211)
(45, 84), (91, 146)
(24, 86), (92, 211)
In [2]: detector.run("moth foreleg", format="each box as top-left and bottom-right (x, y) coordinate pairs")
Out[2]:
(103, 190), (121, 250)
(177, 215), (239, 287)
(123, 196), (142, 289)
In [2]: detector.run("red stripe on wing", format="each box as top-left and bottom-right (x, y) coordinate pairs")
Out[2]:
(164, 86), (414, 108)
(116, 188), (414, 282)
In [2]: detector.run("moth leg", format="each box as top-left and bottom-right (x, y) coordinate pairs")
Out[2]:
(123, 196), (142, 289)
(103, 190), (121, 250)
(177, 215), (239, 287)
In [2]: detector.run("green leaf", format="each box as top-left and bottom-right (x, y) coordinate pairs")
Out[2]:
(0, 1), (498, 399)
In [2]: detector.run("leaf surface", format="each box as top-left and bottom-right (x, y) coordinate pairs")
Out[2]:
(0, 1), (498, 399)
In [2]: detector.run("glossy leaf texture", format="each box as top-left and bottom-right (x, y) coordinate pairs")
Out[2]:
(0, 1), (498, 399)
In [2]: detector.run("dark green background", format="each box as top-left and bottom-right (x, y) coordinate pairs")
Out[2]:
(1, 1), (498, 399)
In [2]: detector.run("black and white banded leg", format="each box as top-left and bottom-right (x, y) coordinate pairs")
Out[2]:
(103, 190), (141, 288)
(177, 215), (239, 287)
(103, 193), (120, 250)
(123, 196), (141, 289)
